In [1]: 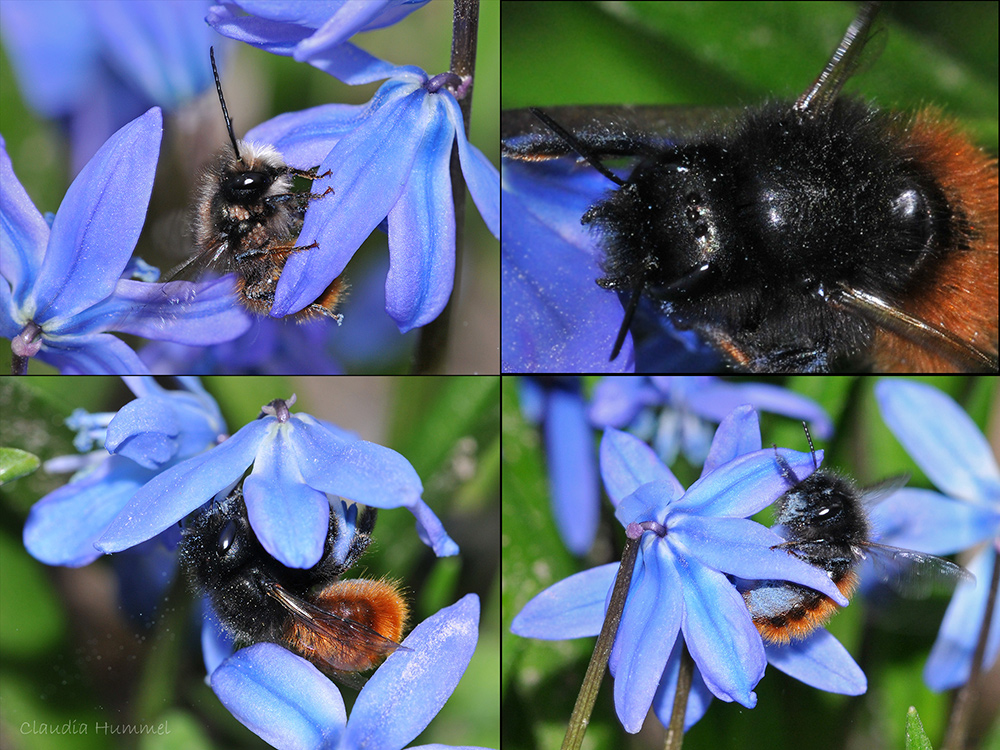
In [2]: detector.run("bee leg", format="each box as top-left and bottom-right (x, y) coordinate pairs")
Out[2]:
(290, 167), (333, 181)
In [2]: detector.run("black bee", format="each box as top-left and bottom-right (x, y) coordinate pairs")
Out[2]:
(179, 483), (408, 688)
(502, 2), (998, 372)
(743, 424), (972, 643)
(182, 47), (347, 322)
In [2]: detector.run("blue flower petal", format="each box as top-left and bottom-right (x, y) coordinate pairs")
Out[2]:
(510, 563), (618, 639)
(29, 107), (161, 322)
(346, 594), (479, 749)
(765, 630), (866, 695)
(679, 448), (819, 517)
(105, 276), (253, 345)
(676, 516), (849, 605)
(0, 136), (49, 304)
(876, 380), (1000, 499)
(502, 161), (633, 372)
(96, 420), (269, 552)
(701, 404), (761, 473)
(211, 643), (346, 749)
(869, 488), (999, 554)
(611, 543), (682, 734)
(601, 428), (683, 507)
(105, 397), (181, 469)
(244, 424), (331, 569)
(24, 456), (153, 566)
(687, 382), (833, 441)
(441, 92), (499, 237)
(651, 641), (716, 730)
(679, 560), (764, 707)
(385, 101), (455, 331)
(925, 546), (1000, 691)
(36, 332), (150, 375)
(546, 387), (599, 556)
(273, 84), (424, 317)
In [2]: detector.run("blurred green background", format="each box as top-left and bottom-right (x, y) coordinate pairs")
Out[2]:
(0, 375), (499, 750)
(502, 1), (998, 149)
(502, 375), (999, 750)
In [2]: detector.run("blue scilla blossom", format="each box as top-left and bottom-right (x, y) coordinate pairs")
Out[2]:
(519, 377), (599, 557)
(502, 159), (635, 372)
(97, 395), (458, 567)
(512, 407), (850, 733)
(239, 70), (499, 332)
(874, 380), (1000, 691)
(207, 2), (499, 332)
(1, 112), (252, 374)
(0, 0), (216, 173)
(208, 0), (431, 85)
(210, 594), (483, 750)
(24, 377), (225, 567)
(589, 376), (833, 466)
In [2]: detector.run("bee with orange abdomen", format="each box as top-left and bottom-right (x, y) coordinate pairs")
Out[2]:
(502, 1), (998, 372)
(179, 483), (407, 687)
(742, 425), (972, 643)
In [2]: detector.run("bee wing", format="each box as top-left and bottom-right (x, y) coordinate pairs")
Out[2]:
(832, 284), (999, 372)
(859, 475), (910, 505)
(502, 104), (740, 162)
(858, 542), (974, 599)
(265, 583), (408, 678)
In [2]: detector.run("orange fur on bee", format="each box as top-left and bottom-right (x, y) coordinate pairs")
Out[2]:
(287, 578), (408, 672)
(752, 571), (859, 645)
(873, 109), (998, 372)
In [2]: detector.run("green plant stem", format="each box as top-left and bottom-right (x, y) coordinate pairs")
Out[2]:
(943, 540), (999, 750)
(413, 0), (478, 373)
(561, 534), (640, 750)
(663, 642), (693, 750)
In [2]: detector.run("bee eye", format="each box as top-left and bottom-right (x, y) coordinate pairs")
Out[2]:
(218, 520), (238, 556)
(222, 171), (271, 202)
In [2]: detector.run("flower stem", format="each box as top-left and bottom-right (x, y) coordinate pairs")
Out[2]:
(561, 533), (640, 750)
(942, 540), (999, 750)
(11, 352), (28, 375)
(663, 642), (693, 750)
(413, 0), (479, 373)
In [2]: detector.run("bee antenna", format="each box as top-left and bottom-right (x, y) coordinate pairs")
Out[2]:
(801, 421), (817, 469)
(210, 46), (242, 162)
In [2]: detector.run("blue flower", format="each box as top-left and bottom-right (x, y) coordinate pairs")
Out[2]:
(24, 377), (225, 566)
(589, 375), (833, 465)
(875, 380), (1000, 691)
(0, 0), (217, 172)
(97, 395), (458, 565)
(1, 111), (252, 374)
(512, 407), (850, 733)
(519, 377), (599, 556)
(210, 594), (483, 750)
(208, 0), (432, 84)
(240, 70), (499, 332)
(207, 2), (500, 333)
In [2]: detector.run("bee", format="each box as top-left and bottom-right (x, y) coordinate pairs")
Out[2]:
(181, 47), (347, 322)
(178, 483), (408, 687)
(742, 424), (973, 644)
(501, 2), (998, 372)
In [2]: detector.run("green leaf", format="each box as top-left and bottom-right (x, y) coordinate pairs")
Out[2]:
(0, 446), (41, 485)
(905, 706), (934, 750)
(503, 1), (997, 146)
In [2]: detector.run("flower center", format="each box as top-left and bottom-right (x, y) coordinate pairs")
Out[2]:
(12, 321), (43, 358)
(626, 520), (667, 539)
